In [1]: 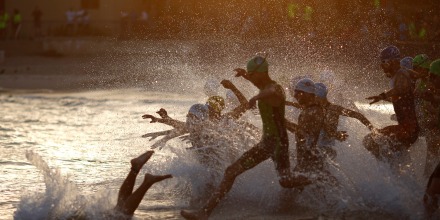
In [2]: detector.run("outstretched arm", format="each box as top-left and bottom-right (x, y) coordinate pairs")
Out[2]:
(338, 106), (374, 130)
(142, 109), (186, 130)
(367, 74), (413, 104)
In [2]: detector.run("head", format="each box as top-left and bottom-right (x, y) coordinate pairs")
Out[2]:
(246, 56), (270, 88)
(206, 96), (225, 120)
(314, 82), (328, 105)
(289, 75), (312, 98)
(380, 46), (401, 77)
(293, 78), (316, 106)
(429, 59), (440, 88)
(413, 54), (431, 76)
(186, 104), (208, 131)
(400, 56), (413, 70)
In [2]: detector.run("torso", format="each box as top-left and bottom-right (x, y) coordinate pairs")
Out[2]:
(257, 82), (288, 145)
(319, 103), (341, 147)
(392, 70), (418, 130)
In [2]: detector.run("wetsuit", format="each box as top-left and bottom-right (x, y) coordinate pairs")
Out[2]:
(382, 70), (419, 148)
(318, 104), (340, 159)
(295, 103), (324, 173)
(415, 79), (440, 176)
(364, 69), (419, 161)
(239, 82), (290, 174)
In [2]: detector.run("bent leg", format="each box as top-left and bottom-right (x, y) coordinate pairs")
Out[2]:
(116, 151), (154, 209)
(119, 173), (172, 215)
(181, 144), (270, 219)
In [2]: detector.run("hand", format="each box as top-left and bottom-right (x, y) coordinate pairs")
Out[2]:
(248, 97), (257, 109)
(366, 95), (382, 105)
(142, 114), (159, 123)
(336, 131), (348, 141)
(221, 79), (234, 90)
(156, 108), (169, 119)
(233, 68), (247, 77)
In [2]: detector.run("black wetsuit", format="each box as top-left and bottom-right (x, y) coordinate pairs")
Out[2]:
(382, 69), (419, 148)
(296, 103), (325, 173)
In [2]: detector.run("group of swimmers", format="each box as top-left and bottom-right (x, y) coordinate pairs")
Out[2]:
(109, 45), (440, 219)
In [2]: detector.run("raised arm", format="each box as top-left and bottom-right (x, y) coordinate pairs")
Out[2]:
(221, 79), (250, 119)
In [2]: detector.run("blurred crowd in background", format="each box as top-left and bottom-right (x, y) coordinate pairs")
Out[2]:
(0, 0), (438, 44)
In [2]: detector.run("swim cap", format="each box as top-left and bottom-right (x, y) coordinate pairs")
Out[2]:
(188, 104), (208, 121)
(289, 75), (312, 93)
(380, 46), (400, 61)
(314, 82), (328, 98)
(413, 54), (431, 69)
(246, 56), (268, 73)
(400, 56), (413, 70)
(294, 78), (315, 94)
(430, 59), (440, 76)
(206, 96), (225, 113)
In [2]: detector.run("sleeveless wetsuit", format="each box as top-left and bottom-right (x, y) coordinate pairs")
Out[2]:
(239, 82), (290, 173)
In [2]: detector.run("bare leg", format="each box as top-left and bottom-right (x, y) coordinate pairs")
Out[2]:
(120, 173), (172, 215)
(181, 144), (269, 220)
(116, 151), (154, 209)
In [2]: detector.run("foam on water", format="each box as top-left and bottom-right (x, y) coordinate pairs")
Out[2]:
(2, 72), (436, 219)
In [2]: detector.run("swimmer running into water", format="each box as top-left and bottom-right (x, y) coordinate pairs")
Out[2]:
(314, 82), (375, 159)
(114, 151), (172, 217)
(364, 46), (419, 165)
(67, 151), (172, 219)
(181, 56), (312, 220)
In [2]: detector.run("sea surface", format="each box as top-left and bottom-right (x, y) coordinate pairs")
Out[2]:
(0, 88), (434, 220)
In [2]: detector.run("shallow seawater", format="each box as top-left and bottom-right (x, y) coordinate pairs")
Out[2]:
(0, 88), (433, 220)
